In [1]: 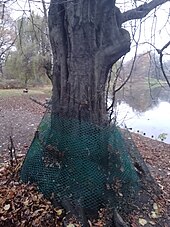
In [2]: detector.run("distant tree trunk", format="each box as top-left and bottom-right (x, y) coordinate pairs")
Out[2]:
(0, 59), (3, 78)
(48, 0), (130, 125)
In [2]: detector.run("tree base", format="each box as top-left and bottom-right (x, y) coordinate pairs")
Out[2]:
(20, 113), (160, 226)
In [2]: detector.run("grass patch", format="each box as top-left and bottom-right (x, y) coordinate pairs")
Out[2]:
(118, 77), (167, 91)
(0, 86), (52, 97)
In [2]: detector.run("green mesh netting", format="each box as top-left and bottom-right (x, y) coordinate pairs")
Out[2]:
(20, 110), (141, 210)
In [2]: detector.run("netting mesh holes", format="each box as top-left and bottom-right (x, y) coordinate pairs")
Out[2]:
(21, 113), (141, 210)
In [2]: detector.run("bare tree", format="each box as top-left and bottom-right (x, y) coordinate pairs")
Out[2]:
(0, 3), (16, 77)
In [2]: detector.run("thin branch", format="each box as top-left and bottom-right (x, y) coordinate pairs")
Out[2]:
(160, 40), (170, 52)
(114, 20), (143, 93)
(143, 40), (170, 87)
(0, 37), (17, 58)
(8, 135), (18, 167)
(115, 51), (137, 93)
(159, 46), (170, 87)
(122, 0), (169, 23)
(28, 1), (39, 42)
(29, 96), (51, 108)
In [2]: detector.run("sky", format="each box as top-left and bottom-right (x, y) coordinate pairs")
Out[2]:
(6, 0), (170, 61)
(122, 1), (170, 61)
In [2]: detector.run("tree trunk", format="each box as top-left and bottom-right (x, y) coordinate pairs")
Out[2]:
(48, 0), (130, 125)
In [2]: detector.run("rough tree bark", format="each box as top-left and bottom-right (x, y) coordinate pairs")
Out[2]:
(28, 1), (169, 224)
(49, 0), (169, 125)
(48, 0), (131, 125)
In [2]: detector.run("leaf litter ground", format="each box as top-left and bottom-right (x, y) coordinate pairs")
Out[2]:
(0, 93), (169, 226)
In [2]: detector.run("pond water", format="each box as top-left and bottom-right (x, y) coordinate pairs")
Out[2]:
(115, 101), (170, 143)
(111, 82), (170, 144)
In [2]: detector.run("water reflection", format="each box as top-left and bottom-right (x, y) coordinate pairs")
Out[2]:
(116, 84), (170, 113)
(114, 85), (170, 143)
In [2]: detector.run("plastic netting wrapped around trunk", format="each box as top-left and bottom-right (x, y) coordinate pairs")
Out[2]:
(20, 110), (141, 210)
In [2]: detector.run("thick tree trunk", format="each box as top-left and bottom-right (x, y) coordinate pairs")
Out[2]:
(21, 2), (164, 224)
(48, 0), (130, 125)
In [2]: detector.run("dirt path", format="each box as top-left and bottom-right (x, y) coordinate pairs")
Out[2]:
(0, 93), (169, 226)
(0, 94), (46, 164)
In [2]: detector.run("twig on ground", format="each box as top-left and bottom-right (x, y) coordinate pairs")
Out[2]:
(29, 96), (46, 107)
(29, 96), (51, 108)
(8, 136), (18, 167)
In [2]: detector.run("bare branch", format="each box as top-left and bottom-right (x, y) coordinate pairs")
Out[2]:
(159, 53), (170, 87)
(0, 38), (16, 58)
(160, 40), (170, 52)
(143, 40), (170, 87)
(122, 0), (169, 23)
(158, 40), (170, 87)
(8, 135), (18, 167)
